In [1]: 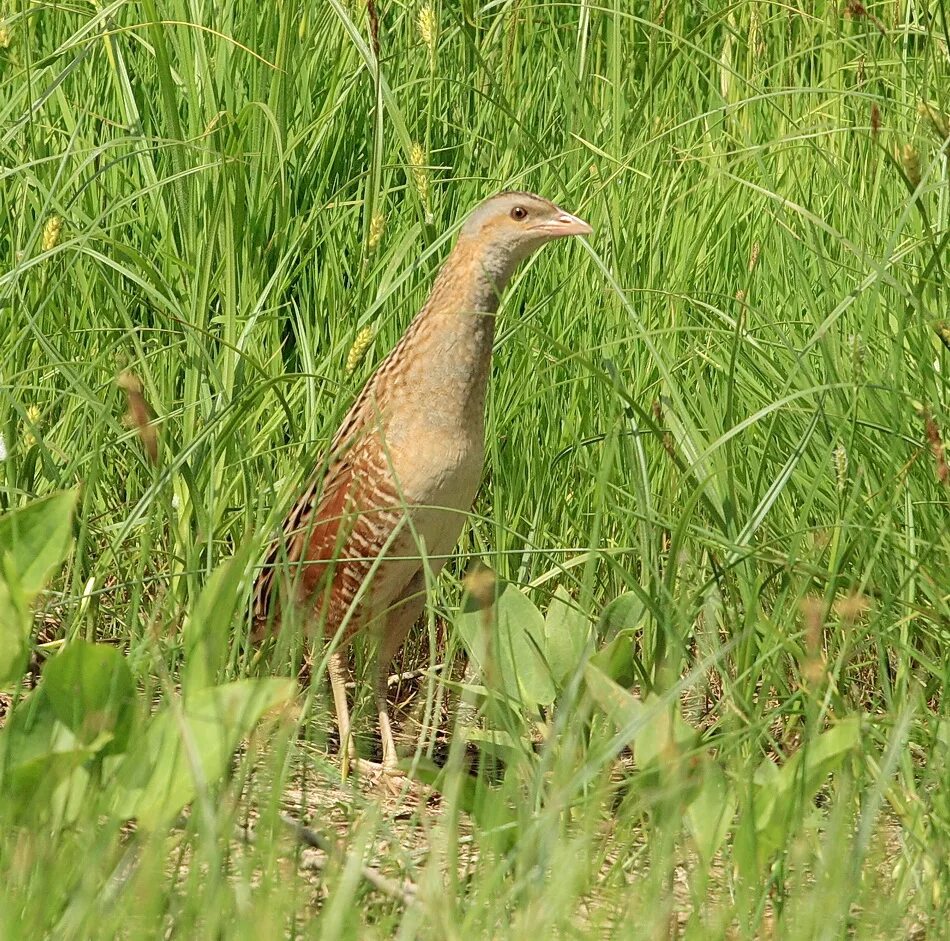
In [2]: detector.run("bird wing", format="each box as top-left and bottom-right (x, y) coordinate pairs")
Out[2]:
(252, 388), (383, 628)
(253, 457), (363, 629)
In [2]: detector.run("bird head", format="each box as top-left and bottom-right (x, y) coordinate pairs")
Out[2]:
(456, 191), (592, 288)
(461, 190), (591, 251)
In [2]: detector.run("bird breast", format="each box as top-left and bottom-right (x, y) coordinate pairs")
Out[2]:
(379, 414), (485, 513)
(339, 417), (483, 613)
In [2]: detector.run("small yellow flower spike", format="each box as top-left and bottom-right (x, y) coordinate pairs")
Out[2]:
(346, 326), (375, 374)
(748, 241), (761, 273)
(23, 405), (42, 448)
(42, 216), (62, 251)
(417, 4), (437, 51)
(368, 211), (385, 252)
(409, 142), (429, 207)
(833, 444), (848, 494)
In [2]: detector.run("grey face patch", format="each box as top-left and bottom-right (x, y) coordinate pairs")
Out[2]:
(459, 192), (560, 239)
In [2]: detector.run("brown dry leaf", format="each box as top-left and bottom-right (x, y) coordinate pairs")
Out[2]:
(799, 596), (827, 686)
(923, 414), (949, 485)
(833, 592), (871, 625)
(118, 370), (158, 465)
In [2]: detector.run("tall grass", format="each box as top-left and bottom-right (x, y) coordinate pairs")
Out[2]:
(1, 1), (948, 938)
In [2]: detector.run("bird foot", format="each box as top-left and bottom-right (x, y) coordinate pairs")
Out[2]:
(351, 758), (410, 797)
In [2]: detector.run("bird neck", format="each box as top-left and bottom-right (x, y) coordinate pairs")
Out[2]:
(427, 231), (521, 318)
(413, 235), (520, 372)
(386, 235), (520, 426)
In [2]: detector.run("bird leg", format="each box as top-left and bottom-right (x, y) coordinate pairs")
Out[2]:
(348, 572), (428, 793)
(378, 573), (429, 762)
(327, 648), (356, 773)
(374, 625), (407, 774)
(321, 571), (427, 793)
(375, 664), (399, 773)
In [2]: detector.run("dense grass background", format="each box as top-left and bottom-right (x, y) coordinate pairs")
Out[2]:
(1, 0), (949, 937)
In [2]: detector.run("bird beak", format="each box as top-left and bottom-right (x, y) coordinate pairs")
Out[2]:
(532, 209), (593, 238)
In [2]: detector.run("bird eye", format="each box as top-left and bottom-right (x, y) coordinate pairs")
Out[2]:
(510, 206), (528, 221)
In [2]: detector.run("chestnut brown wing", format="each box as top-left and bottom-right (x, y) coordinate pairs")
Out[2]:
(253, 381), (401, 635)
(252, 455), (355, 630)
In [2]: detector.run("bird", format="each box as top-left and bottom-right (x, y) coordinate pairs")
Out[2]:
(253, 191), (592, 785)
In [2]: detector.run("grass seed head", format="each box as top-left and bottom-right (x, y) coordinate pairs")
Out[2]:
(463, 562), (496, 611)
(748, 7), (760, 56)
(409, 142), (430, 207)
(0, 24), (10, 49)
(346, 326), (375, 374)
(850, 333), (865, 374)
(833, 592), (870, 625)
(366, 0), (380, 58)
(923, 413), (948, 484)
(417, 4), (437, 52)
(918, 100), (949, 140)
(799, 596), (827, 686)
(22, 405), (42, 448)
(748, 241), (760, 272)
(652, 399), (676, 459)
(833, 444), (848, 494)
(368, 211), (385, 252)
(42, 216), (62, 251)
(901, 144), (921, 187)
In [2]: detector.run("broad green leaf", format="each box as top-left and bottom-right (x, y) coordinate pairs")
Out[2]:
(6, 747), (98, 811)
(456, 572), (555, 709)
(542, 584), (590, 686)
(633, 694), (696, 769)
(495, 581), (555, 707)
(748, 756), (793, 865)
(733, 789), (763, 882)
(0, 559), (30, 685)
(597, 592), (645, 641)
(183, 539), (257, 693)
(584, 666), (696, 768)
(462, 727), (532, 764)
(780, 715), (862, 800)
(588, 628), (641, 689)
(752, 717), (862, 863)
(0, 491), (77, 686)
(112, 678), (295, 829)
(43, 641), (136, 756)
(937, 718), (949, 753)
(0, 688), (97, 811)
(583, 661), (646, 739)
(686, 759), (736, 865)
(0, 490), (77, 598)
(406, 756), (482, 812)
